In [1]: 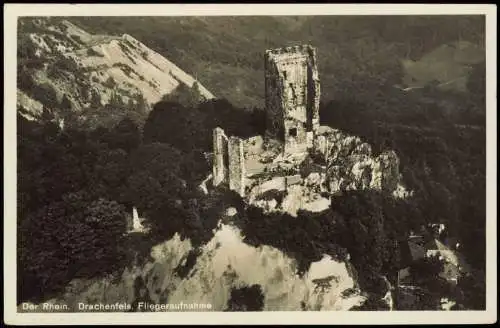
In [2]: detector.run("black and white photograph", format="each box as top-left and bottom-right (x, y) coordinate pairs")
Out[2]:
(4, 3), (497, 325)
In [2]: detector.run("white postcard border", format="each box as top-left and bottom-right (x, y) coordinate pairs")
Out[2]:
(4, 3), (497, 325)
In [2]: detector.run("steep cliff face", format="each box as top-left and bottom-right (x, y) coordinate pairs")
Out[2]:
(314, 126), (410, 198)
(17, 18), (214, 123)
(20, 222), (366, 312)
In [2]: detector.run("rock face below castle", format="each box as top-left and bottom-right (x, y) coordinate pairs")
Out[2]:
(265, 45), (321, 155)
(211, 124), (410, 217)
(243, 126), (410, 217)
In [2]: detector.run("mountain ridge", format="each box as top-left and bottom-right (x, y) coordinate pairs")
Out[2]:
(17, 18), (214, 127)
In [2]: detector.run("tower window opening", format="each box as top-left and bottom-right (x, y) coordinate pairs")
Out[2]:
(289, 128), (298, 137)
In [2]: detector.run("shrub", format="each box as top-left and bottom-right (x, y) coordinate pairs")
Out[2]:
(56, 55), (79, 72)
(30, 83), (59, 109)
(226, 285), (265, 311)
(86, 47), (104, 57)
(103, 76), (117, 88)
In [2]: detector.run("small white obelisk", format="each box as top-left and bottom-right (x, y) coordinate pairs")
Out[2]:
(132, 206), (144, 232)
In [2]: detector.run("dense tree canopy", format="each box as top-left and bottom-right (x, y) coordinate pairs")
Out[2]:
(226, 285), (265, 311)
(19, 191), (128, 302)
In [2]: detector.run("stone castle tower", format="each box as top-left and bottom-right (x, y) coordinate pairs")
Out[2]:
(264, 45), (321, 154)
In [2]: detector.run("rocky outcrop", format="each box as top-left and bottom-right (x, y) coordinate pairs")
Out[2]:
(243, 125), (410, 216)
(20, 222), (366, 312)
(314, 126), (410, 198)
(17, 90), (44, 121)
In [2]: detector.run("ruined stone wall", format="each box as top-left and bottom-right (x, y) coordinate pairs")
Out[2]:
(264, 45), (321, 154)
(264, 55), (285, 140)
(228, 137), (246, 197)
(212, 127), (246, 196)
(213, 127), (229, 186)
(306, 46), (321, 133)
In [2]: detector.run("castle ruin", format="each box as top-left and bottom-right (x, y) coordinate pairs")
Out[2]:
(212, 45), (321, 197)
(209, 45), (407, 217)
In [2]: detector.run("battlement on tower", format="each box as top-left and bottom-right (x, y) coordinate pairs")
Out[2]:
(265, 44), (316, 56)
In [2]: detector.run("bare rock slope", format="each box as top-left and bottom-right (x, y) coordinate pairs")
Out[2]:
(17, 18), (214, 122)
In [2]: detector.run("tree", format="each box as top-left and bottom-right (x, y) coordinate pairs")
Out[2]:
(109, 91), (123, 107)
(60, 94), (72, 110)
(40, 106), (56, 123)
(89, 89), (102, 108)
(162, 81), (204, 108)
(226, 285), (265, 311)
(90, 147), (131, 202)
(31, 83), (58, 109)
(410, 255), (444, 282)
(180, 150), (210, 185)
(456, 273), (486, 310)
(125, 143), (186, 217)
(328, 191), (408, 296)
(109, 117), (141, 153)
(17, 65), (36, 92)
(18, 191), (127, 302)
(142, 101), (209, 152)
(135, 93), (149, 115)
(198, 98), (257, 138)
(18, 35), (37, 59)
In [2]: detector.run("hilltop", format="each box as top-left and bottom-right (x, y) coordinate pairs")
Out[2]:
(17, 18), (214, 127)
